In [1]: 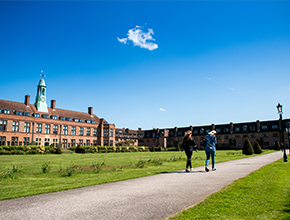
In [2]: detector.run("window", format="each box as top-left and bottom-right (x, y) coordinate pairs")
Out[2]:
(104, 140), (109, 146)
(15, 111), (23, 115)
(79, 139), (83, 146)
(262, 125), (268, 130)
(11, 137), (18, 146)
(273, 133), (279, 137)
(63, 139), (67, 148)
(53, 125), (58, 134)
(45, 124), (50, 134)
(0, 136), (6, 145)
(86, 140), (90, 146)
(71, 139), (76, 147)
(216, 129), (221, 133)
(250, 134), (257, 138)
(93, 140), (97, 146)
(110, 129), (113, 137)
(36, 123), (42, 133)
(79, 119), (84, 123)
(35, 138), (41, 145)
(42, 114), (49, 119)
(200, 129), (205, 134)
(93, 128), (97, 137)
(12, 121), (19, 132)
(59, 116), (65, 120)
(71, 127), (76, 135)
(53, 139), (58, 147)
(224, 136), (229, 140)
(0, 120), (7, 131)
(23, 137), (30, 145)
(24, 122), (30, 133)
(74, 118), (79, 122)
(272, 125), (278, 129)
(235, 128), (240, 132)
(193, 130), (198, 134)
(217, 136), (221, 140)
(104, 129), (109, 137)
(86, 120), (91, 124)
(24, 112), (30, 116)
(224, 128), (229, 132)
(63, 126), (68, 135)
(235, 135), (241, 139)
(263, 134), (269, 138)
(250, 126), (256, 131)
(79, 127), (84, 136)
(86, 128), (91, 136)
(65, 117), (71, 121)
(51, 115), (57, 120)
(110, 140), (113, 146)
(33, 113), (40, 117)
(91, 121), (96, 124)
(3, 109), (11, 114)
(206, 129), (211, 134)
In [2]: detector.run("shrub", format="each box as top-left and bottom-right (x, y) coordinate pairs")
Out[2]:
(253, 141), (263, 154)
(40, 161), (51, 173)
(0, 149), (11, 155)
(136, 159), (146, 168)
(10, 150), (25, 155)
(69, 146), (77, 151)
(94, 146), (98, 153)
(274, 140), (281, 150)
(65, 162), (77, 177)
(75, 146), (86, 154)
(55, 147), (62, 154)
(243, 137), (254, 155)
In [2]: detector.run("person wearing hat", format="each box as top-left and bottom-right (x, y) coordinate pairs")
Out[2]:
(182, 130), (198, 172)
(205, 130), (217, 172)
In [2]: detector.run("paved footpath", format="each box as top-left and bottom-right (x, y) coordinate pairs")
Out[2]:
(0, 151), (283, 220)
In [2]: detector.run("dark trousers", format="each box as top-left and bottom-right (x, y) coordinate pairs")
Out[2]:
(185, 147), (193, 168)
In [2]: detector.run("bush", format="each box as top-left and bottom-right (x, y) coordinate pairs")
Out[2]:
(75, 146), (86, 154)
(253, 141), (263, 154)
(55, 147), (62, 154)
(274, 140), (281, 150)
(0, 149), (11, 155)
(243, 137), (254, 155)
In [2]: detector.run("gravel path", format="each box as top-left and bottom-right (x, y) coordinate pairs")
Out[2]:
(0, 151), (282, 220)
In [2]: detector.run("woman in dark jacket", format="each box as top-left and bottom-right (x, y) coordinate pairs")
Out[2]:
(182, 131), (198, 172)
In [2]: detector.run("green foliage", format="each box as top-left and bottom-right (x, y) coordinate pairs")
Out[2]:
(65, 162), (77, 177)
(242, 137), (254, 155)
(135, 159), (146, 168)
(274, 139), (281, 150)
(2, 164), (22, 179)
(29, 141), (37, 145)
(40, 161), (51, 173)
(55, 147), (62, 154)
(75, 146), (86, 154)
(253, 141), (263, 154)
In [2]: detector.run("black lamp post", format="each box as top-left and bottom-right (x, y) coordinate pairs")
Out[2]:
(277, 103), (287, 162)
(286, 121), (290, 155)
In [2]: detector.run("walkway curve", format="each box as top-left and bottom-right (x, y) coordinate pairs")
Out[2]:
(0, 152), (283, 220)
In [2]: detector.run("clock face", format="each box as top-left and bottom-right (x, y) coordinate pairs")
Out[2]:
(41, 97), (46, 102)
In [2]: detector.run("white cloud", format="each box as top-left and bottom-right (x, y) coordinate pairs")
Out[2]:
(117, 25), (158, 51)
(159, 108), (166, 111)
(228, 87), (235, 91)
(117, 37), (127, 44)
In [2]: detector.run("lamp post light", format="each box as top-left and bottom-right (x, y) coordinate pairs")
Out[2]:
(277, 103), (287, 162)
(286, 121), (290, 155)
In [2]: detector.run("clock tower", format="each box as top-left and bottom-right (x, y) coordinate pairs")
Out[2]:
(34, 77), (48, 113)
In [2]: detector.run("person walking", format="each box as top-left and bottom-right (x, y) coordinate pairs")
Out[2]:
(205, 130), (217, 172)
(182, 131), (198, 172)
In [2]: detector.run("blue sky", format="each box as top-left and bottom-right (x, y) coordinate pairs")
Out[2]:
(0, 1), (289, 130)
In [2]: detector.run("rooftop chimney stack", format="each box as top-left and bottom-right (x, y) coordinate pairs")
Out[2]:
(25, 95), (30, 106)
(88, 107), (93, 115)
(51, 100), (56, 110)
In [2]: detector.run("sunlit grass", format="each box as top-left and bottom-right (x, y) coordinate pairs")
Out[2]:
(169, 158), (290, 220)
(0, 150), (274, 201)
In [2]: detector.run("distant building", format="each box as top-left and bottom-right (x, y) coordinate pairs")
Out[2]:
(139, 120), (290, 149)
(0, 77), (115, 147)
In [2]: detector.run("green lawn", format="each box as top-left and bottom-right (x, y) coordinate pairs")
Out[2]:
(0, 150), (274, 201)
(169, 158), (290, 220)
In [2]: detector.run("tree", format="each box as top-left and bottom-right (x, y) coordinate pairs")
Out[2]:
(253, 141), (262, 154)
(243, 137), (254, 155)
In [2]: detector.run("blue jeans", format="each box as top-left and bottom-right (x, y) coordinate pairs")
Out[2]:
(205, 150), (215, 169)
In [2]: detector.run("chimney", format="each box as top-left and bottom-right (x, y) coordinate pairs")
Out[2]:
(24, 95), (30, 106)
(88, 107), (93, 115)
(51, 100), (56, 109)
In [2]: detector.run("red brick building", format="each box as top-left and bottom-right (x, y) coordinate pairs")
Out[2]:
(0, 78), (115, 147)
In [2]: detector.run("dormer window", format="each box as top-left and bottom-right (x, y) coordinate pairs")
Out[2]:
(51, 115), (57, 120)
(24, 112), (30, 116)
(79, 119), (84, 123)
(15, 111), (23, 116)
(33, 113), (40, 117)
(73, 118), (79, 122)
(65, 117), (71, 121)
(42, 114), (49, 119)
(91, 121), (95, 124)
(59, 116), (65, 120)
(86, 120), (91, 124)
(3, 109), (10, 114)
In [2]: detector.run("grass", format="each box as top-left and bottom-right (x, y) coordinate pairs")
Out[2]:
(0, 150), (274, 201)
(169, 158), (290, 220)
